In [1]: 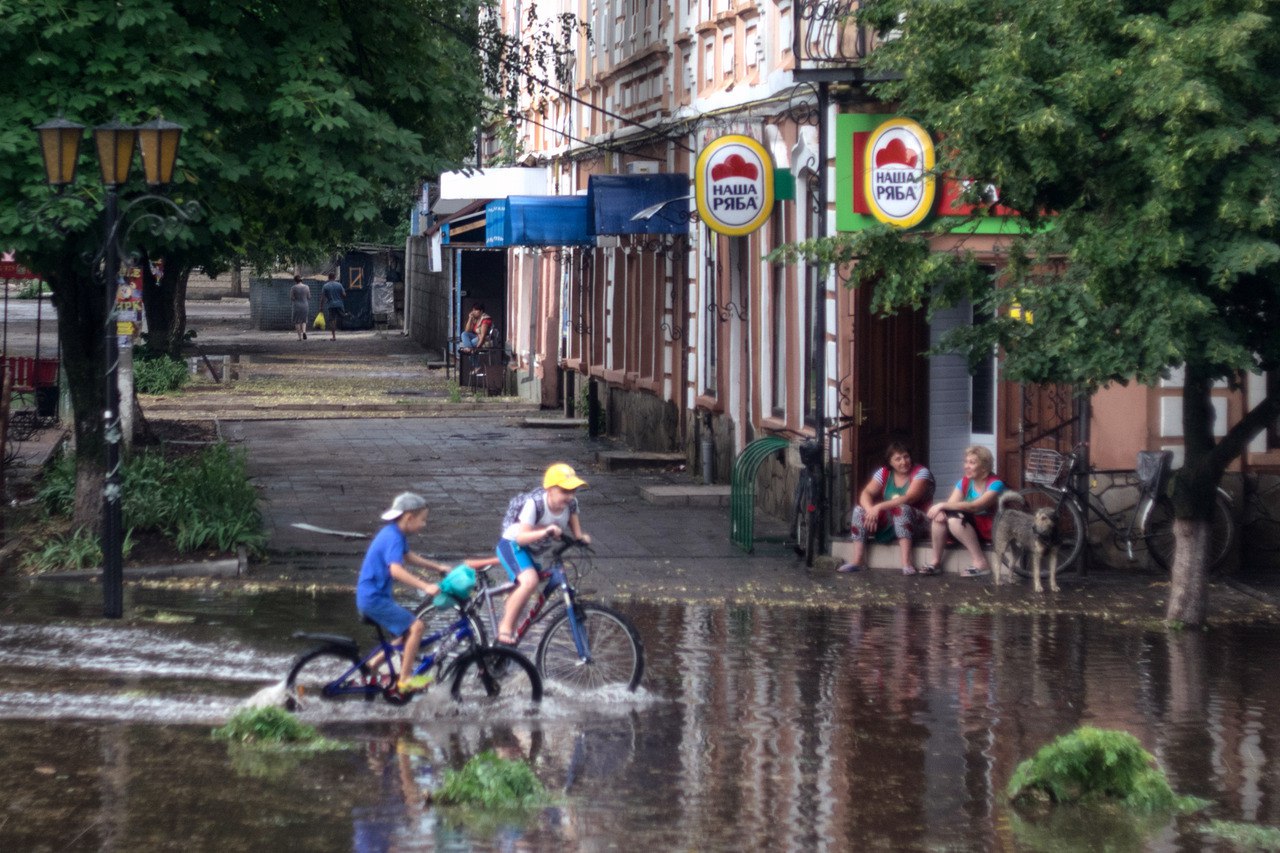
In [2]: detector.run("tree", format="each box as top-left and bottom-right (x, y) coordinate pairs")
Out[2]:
(774, 0), (1280, 625)
(0, 0), (484, 526)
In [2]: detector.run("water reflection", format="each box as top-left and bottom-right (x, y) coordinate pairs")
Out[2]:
(2, 584), (1280, 850)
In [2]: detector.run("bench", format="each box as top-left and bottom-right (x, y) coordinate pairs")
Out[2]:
(4, 356), (59, 394)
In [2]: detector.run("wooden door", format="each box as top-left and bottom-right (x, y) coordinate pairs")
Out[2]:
(998, 380), (1080, 489)
(851, 284), (930, 490)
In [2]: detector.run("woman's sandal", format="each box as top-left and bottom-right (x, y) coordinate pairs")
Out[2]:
(917, 564), (940, 576)
(961, 565), (991, 578)
(495, 632), (518, 646)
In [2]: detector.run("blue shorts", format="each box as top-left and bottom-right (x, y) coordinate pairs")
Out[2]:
(496, 539), (539, 582)
(358, 596), (416, 638)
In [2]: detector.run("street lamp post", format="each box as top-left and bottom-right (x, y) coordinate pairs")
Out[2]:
(36, 115), (183, 619)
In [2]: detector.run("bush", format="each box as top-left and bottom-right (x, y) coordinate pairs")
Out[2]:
(15, 280), (51, 299)
(36, 443), (265, 556)
(20, 527), (134, 573)
(133, 350), (189, 394)
(1007, 726), (1206, 813)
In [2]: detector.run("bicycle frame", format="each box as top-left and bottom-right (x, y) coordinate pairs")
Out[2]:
(477, 550), (592, 662)
(294, 605), (478, 700)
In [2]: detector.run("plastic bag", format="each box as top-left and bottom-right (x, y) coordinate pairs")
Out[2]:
(313, 311), (326, 331)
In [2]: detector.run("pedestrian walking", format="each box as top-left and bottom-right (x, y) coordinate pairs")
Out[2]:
(320, 271), (346, 341)
(289, 274), (310, 340)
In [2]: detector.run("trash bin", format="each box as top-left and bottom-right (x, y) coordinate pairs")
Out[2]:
(35, 385), (58, 419)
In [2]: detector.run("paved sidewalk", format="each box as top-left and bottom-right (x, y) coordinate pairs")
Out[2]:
(230, 414), (815, 599)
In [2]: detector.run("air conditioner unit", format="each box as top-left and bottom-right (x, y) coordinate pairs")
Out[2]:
(626, 161), (660, 175)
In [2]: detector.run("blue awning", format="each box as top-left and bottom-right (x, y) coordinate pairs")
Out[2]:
(484, 199), (508, 247)
(495, 195), (593, 247)
(588, 173), (691, 235)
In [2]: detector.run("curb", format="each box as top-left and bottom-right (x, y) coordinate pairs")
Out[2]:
(34, 557), (242, 583)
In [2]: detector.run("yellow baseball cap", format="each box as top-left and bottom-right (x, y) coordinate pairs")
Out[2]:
(543, 462), (587, 491)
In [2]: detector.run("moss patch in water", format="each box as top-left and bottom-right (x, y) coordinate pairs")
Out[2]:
(1008, 726), (1206, 813)
(433, 750), (547, 809)
(1200, 819), (1280, 850)
(211, 707), (342, 751)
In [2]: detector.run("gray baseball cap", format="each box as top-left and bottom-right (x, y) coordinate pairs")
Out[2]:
(380, 492), (428, 521)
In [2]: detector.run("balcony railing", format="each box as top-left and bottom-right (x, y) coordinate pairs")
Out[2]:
(793, 0), (874, 80)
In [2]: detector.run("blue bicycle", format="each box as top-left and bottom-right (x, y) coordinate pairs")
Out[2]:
(285, 594), (542, 710)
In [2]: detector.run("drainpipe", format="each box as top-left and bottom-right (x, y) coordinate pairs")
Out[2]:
(815, 81), (830, 558)
(702, 412), (714, 485)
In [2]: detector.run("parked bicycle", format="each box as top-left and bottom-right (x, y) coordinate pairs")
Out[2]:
(790, 437), (824, 562)
(471, 534), (644, 692)
(284, 591), (543, 710)
(1013, 444), (1234, 578)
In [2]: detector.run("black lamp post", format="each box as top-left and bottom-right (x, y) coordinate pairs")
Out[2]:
(35, 115), (183, 619)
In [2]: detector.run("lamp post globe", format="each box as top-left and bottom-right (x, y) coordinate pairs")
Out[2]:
(35, 117), (85, 188)
(136, 118), (183, 187)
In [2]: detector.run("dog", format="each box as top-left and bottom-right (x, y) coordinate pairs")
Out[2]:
(992, 491), (1060, 592)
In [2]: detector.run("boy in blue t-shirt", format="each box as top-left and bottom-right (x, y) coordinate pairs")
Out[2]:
(357, 492), (453, 692)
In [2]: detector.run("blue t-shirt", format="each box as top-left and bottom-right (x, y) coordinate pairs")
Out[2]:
(356, 524), (407, 610)
(956, 477), (1006, 515)
(321, 280), (346, 310)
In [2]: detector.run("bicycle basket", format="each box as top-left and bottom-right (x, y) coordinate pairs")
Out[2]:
(798, 439), (823, 469)
(1024, 447), (1069, 487)
(1136, 450), (1173, 494)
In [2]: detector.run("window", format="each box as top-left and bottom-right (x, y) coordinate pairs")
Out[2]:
(970, 303), (996, 440)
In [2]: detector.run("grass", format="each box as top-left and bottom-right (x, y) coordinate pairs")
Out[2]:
(433, 751), (548, 809)
(1200, 819), (1280, 850)
(1007, 726), (1207, 813)
(212, 707), (334, 746)
(133, 349), (190, 394)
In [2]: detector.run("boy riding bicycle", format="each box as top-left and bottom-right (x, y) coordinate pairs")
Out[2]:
(357, 492), (454, 693)
(495, 463), (592, 645)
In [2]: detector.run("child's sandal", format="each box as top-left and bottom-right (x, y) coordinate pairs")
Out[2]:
(918, 564), (941, 576)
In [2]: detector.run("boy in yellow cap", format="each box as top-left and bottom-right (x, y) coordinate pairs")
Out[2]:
(494, 463), (592, 645)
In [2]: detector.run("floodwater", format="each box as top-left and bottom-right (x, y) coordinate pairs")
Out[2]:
(2, 580), (1279, 851)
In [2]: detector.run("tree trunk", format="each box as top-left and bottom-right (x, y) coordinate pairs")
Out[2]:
(231, 260), (243, 297)
(47, 261), (109, 532)
(140, 252), (192, 358)
(1165, 516), (1212, 626)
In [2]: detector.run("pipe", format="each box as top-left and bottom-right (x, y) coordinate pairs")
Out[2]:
(702, 413), (714, 485)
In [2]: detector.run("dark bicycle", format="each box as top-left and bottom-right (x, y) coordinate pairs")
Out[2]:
(285, 591), (542, 710)
(1013, 444), (1234, 577)
(790, 437), (823, 562)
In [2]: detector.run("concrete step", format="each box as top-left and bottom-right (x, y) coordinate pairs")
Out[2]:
(830, 537), (994, 575)
(596, 450), (685, 470)
(521, 417), (586, 429)
(640, 484), (731, 506)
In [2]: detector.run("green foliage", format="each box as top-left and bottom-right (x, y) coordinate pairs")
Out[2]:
(21, 527), (101, 573)
(35, 452), (77, 517)
(447, 378), (462, 403)
(1200, 820), (1280, 851)
(212, 707), (341, 750)
(133, 350), (189, 395)
(14, 280), (50, 299)
(39, 443), (265, 555)
(1007, 727), (1206, 813)
(434, 751), (547, 809)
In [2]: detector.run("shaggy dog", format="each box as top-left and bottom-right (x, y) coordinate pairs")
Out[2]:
(992, 491), (1060, 592)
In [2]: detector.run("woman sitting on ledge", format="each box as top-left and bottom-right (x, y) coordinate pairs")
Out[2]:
(838, 442), (935, 576)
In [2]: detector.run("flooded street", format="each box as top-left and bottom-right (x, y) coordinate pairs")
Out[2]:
(3, 579), (1280, 851)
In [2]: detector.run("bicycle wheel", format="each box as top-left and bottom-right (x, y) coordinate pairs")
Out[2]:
(1146, 494), (1234, 573)
(449, 646), (543, 704)
(535, 602), (644, 692)
(1013, 486), (1085, 576)
(791, 474), (818, 558)
(285, 646), (371, 711)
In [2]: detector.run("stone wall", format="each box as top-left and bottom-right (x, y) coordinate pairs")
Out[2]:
(603, 384), (679, 453)
(405, 236), (451, 355)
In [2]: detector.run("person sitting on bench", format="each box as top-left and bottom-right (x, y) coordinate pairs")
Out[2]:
(459, 304), (493, 352)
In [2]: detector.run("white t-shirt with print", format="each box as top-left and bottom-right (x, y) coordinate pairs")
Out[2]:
(502, 495), (576, 554)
